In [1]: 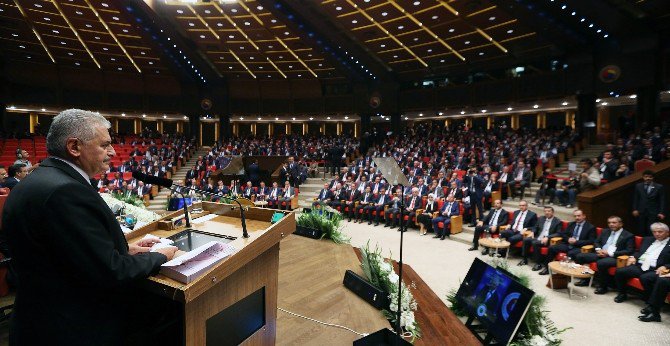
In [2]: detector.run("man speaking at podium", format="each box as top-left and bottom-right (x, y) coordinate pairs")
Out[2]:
(2, 109), (177, 345)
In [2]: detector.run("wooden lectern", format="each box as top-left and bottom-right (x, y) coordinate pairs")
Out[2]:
(125, 202), (295, 345)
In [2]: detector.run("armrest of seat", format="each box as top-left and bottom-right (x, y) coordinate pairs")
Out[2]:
(499, 225), (510, 231)
(581, 245), (594, 253)
(616, 255), (630, 268)
(550, 237), (562, 246)
(450, 215), (463, 234)
(415, 209), (424, 218)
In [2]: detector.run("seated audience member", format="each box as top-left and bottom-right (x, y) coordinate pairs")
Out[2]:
(0, 165), (7, 186)
(370, 187), (391, 226)
(241, 181), (254, 199)
(510, 160), (531, 200)
(541, 209), (596, 275)
(518, 207), (563, 270)
(500, 200), (538, 249)
(212, 180), (228, 202)
(532, 168), (557, 206)
(432, 195), (460, 240)
(384, 189), (403, 229)
(639, 272), (670, 322)
(579, 158), (601, 192)
(574, 216), (635, 293)
(355, 186), (375, 223)
(482, 174), (500, 209)
(267, 182), (282, 208)
(314, 183), (334, 207)
(279, 181), (295, 210)
(469, 199), (508, 252)
(417, 194), (439, 236)
(613, 222), (670, 303)
(256, 181), (269, 202)
(5, 163), (27, 190)
(134, 181), (150, 198)
(555, 171), (579, 208)
(328, 183), (345, 209)
(229, 179), (241, 197)
(428, 180), (444, 199)
(14, 148), (39, 173)
(401, 188), (422, 229)
(343, 183), (361, 222)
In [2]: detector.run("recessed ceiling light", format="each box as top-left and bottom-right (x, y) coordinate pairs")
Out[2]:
(481, 110), (487, 113)
(432, 15), (438, 20)
(75, 62), (80, 66)
(271, 19), (277, 23)
(121, 113), (126, 116)
(507, 107), (513, 111)
(117, 67), (122, 71)
(461, 111), (465, 115)
(507, 29), (514, 34)
(177, 9), (183, 14)
(18, 45), (25, 49)
(478, 52), (484, 56)
(562, 102), (569, 106)
(352, 20), (358, 24)
(345, 116), (349, 120)
(101, 3), (109, 7)
(188, 22), (195, 27)
(449, 28), (455, 33)
(142, 114), (146, 117)
(34, 3), (42, 7)
(68, 52), (73, 56)
(413, 1), (420, 5)
(102, 47), (108, 51)
(419, 113), (423, 117)
(327, 116), (331, 120)
(413, 37), (419, 41)
(41, 108), (45, 111)
(427, 49), (432, 53)
(200, 35), (206, 38)
(336, 6), (342, 11)
(76, 11), (83, 15)
(440, 59), (445, 63)
(244, 22), (250, 26)
(398, 25), (404, 29)
(393, 55), (398, 58)
(309, 117), (314, 120)
(231, 8), (237, 13)
(596, 98), (601, 102)
(52, 29), (59, 34)
(204, 9), (211, 14)
(239, 117), (244, 120)
(94, 36), (100, 40)
(257, 6), (263, 10)
(61, 41), (66, 45)
(489, 16), (496, 21)
(258, 117), (262, 120)
(629, 95), (637, 99)
(229, 35), (234, 39)
(275, 117), (279, 121)
(382, 12), (388, 16)
(163, 115), (167, 119)
(533, 104), (539, 109)
(601, 102), (608, 105)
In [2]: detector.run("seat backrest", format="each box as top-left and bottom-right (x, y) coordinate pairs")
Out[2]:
(561, 220), (569, 231)
(0, 194), (8, 230)
(634, 159), (655, 172)
(596, 227), (603, 237)
(634, 236), (643, 250)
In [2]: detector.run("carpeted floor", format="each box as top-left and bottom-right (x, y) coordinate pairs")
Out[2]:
(339, 220), (670, 345)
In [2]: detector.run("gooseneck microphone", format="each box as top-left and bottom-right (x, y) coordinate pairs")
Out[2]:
(132, 171), (189, 227)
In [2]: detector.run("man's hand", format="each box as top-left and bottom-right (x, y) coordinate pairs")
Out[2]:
(128, 243), (151, 255)
(627, 257), (637, 266)
(135, 237), (160, 248)
(155, 246), (178, 260)
(632, 210), (640, 217)
(658, 213), (665, 220)
(568, 237), (577, 245)
(540, 237), (548, 246)
(656, 266), (668, 275)
(597, 249), (608, 257)
(476, 220), (484, 227)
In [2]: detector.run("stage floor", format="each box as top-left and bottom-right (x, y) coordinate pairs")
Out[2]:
(276, 235), (389, 345)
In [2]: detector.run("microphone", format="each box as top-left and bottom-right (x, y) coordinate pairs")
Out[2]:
(132, 171), (173, 188)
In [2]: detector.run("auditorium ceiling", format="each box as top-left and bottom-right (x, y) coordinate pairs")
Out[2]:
(1, 0), (668, 83)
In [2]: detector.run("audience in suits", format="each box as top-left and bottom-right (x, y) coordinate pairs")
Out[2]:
(500, 201), (538, 251)
(541, 209), (596, 275)
(470, 199), (508, 252)
(518, 206), (562, 269)
(4, 164), (27, 190)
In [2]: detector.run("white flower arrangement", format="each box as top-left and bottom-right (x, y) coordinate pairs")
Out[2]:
(361, 242), (421, 342)
(100, 193), (161, 223)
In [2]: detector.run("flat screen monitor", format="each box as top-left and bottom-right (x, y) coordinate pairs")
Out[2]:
(167, 229), (236, 252)
(456, 258), (535, 345)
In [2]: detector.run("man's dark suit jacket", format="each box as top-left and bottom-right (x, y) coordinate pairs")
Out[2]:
(632, 182), (666, 216)
(2, 158), (167, 345)
(594, 228), (635, 257)
(565, 221), (597, 246)
(3, 177), (19, 190)
(509, 210), (538, 231)
(633, 236), (670, 268)
(482, 208), (509, 227)
(532, 217), (563, 238)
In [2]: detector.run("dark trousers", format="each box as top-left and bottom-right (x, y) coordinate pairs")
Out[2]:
(648, 277), (670, 312)
(614, 265), (657, 299)
(371, 205), (385, 222)
(385, 208), (400, 225)
(637, 211), (659, 237)
(501, 229), (523, 246)
(545, 244), (582, 265)
(575, 253), (617, 288)
(401, 210), (417, 227)
(343, 202), (356, 219)
(471, 195), (484, 221)
(433, 216), (451, 237)
(472, 225), (496, 248)
(521, 237), (547, 262)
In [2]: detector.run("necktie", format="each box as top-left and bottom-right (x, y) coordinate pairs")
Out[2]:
(574, 223), (582, 239)
(489, 210), (499, 226)
(364, 193), (369, 203)
(646, 184), (652, 194)
(513, 211), (525, 231)
(409, 197), (416, 209)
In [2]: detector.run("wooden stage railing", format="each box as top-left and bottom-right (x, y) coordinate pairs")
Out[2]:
(577, 159), (670, 232)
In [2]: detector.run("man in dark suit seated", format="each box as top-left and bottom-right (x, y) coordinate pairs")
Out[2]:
(518, 206), (562, 268)
(313, 183), (334, 208)
(2, 109), (178, 345)
(541, 209), (596, 275)
(500, 200), (538, 250)
(370, 187), (391, 226)
(632, 170), (666, 236)
(401, 188), (421, 230)
(355, 186), (375, 223)
(266, 181), (282, 209)
(384, 189), (403, 228)
(469, 199), (508, 252)
(432, 195), (460, 240)
(613, 222), (670, 303)
(639, 270), (670, 322)
(574, 216), (635, 294)
(4, 163), (27, 190)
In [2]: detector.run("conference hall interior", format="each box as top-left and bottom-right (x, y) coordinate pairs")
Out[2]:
(1, 0), (670, 345)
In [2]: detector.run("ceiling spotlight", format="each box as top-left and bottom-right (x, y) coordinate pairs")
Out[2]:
(344, 116), (349, 120)
(481, 110), (486, 113)
(41, 108), (46, 111)
(460, 111), (465, 115)
(533, 104), (539, 109)
(142, 114), (146, 117)
(163, 115), (167, 119)
(327, 116), (331, 120)
(629, 94), (637, 99)
(404, 117), (409, 120)
(562, 102), (569, 106)
(507, 107), (513, 111)
(438, 112), (443, 115)
(275, 117), (279, 121)
(601, 102), (608, 106)
(258, 117), (262, 120)
(121, 113), (126, 116)
(292, 117), (296, 120)
(419, 113), (423, 117)
(309, 117), (314, 120)
(596, 98), (601, 102)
